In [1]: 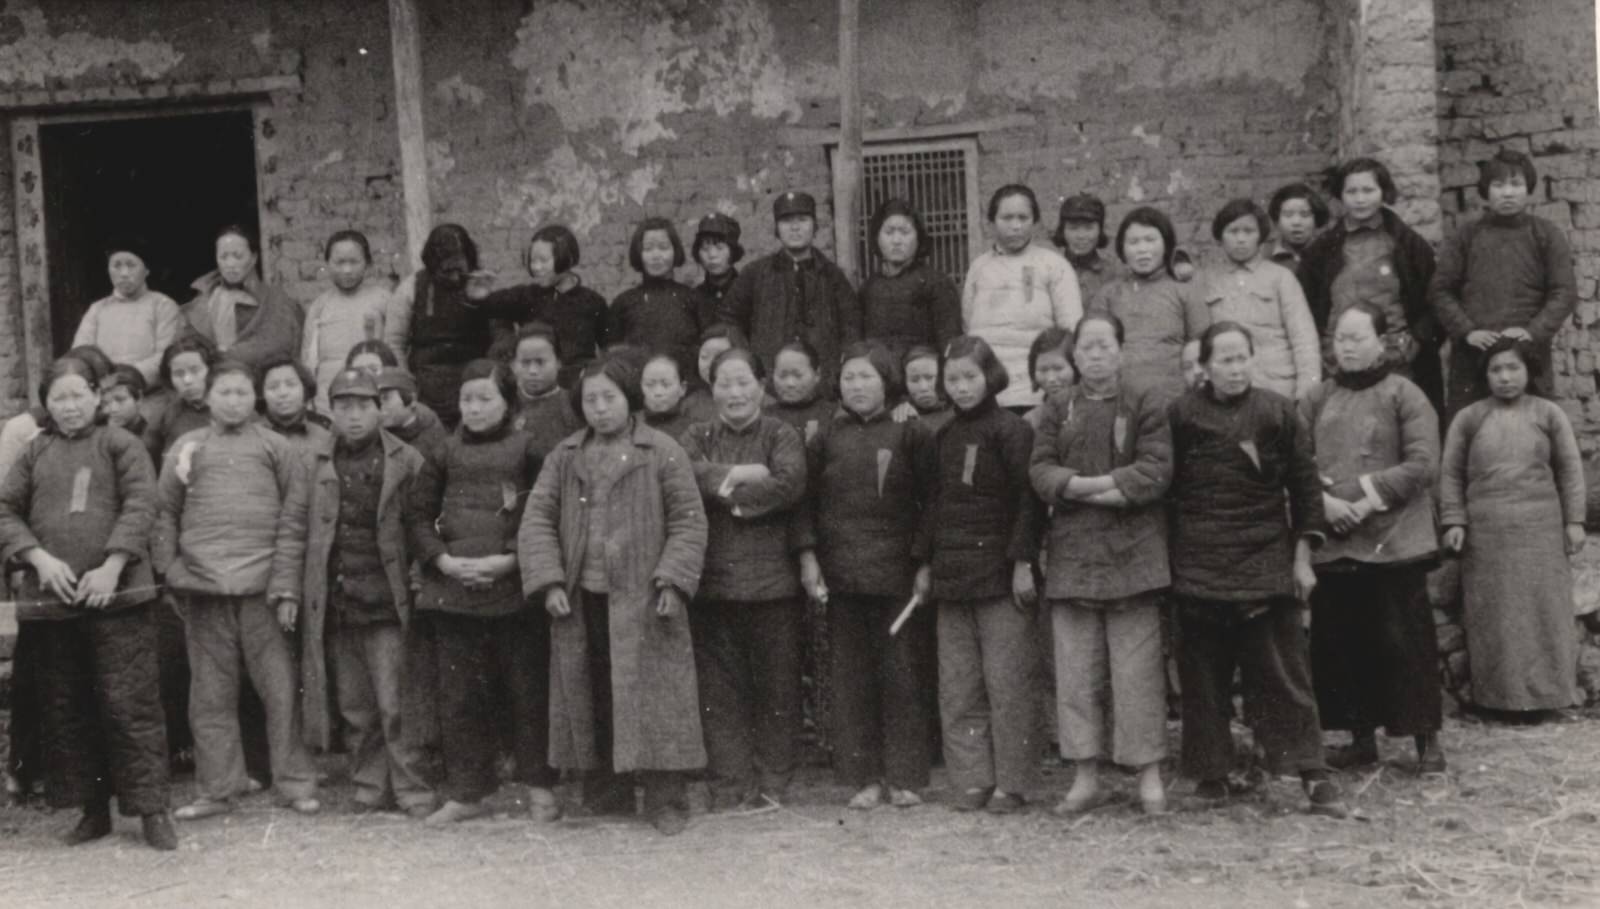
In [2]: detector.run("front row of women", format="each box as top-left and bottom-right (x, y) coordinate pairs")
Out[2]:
(6, 298), (1585, 848)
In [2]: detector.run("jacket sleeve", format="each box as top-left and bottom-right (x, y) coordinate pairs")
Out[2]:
(653, 442), (709, 599)
(1297, 238), (1333, 332)
(384, 275), (417, 364)
(1028, 394), (1076, 504)
(931, 272), (964, 351)
(1358, 381), (1440, 509)
(228, 290), (304, 369)
(104, 430), (158, 560)
(1003, 418), (1043, 564)
(1438, 407), (1473, 527)
(1050, 258), (1084, 333)
(789, 424), (825, 552)
(679, 424), (733, 500)
(960, 259), (980, 328)
(716, 268), (755, 337)
(1429, 226), (1475, 340)
(1528, 219), (1578, 345)
(405, 445), (449, 567)
(268, 436), (310, 601)
(1283, 400), (1328, 541)
(0, 441), (39, 565)
(142, 295), (185, 388)
(510, 438), (545, 553)
(152, 443), (187, 575)
(517, 444), (568, 598)
(1180, 280), (1213, 341)
(725, 423), (807, 518)
(910, 424), (941, 564)
(590, 290), (612, 354)
(1108, 390), (1174, 506)
(1278, 268), (1322, 397)
(1401, 227), (1439, 344)
(1547, 401), (1587, 525)
(608, 290), (634, 344)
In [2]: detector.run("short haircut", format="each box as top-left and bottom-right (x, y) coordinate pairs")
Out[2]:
(628, 217), (687, 274)
(1027, 327), (1075, 392)
(458, 358), (517, 410)
(692, 232), (745, 267)
(987, 183), (1040, 223)
(837, 339), (903, 400)
(1478, 148), (1539, 199)
(1113, 206), (1177, 274)
(324, 229), (372, 263)
(346, 339), (400, 369)
(571, 353), (645, 419)
(868, 199), (931, 264)
(511, 320), (563, 363)
(643, 350), (686, 382)
(528, 224), (580, 275)
(1210, 198), (1271, 242)
(774, 338), (821, 373)
(1199, 321), (1256, 363)
(206, 358), (257, 393)
(1329, 157), (1398, 205)
(1333, 301), (1389, 339)
(256, 353), (317, 404)
(1268, 182), (1331, 228)
(1477, 336), (1542, 390)
(215, 223), (259, 254)
(700, 323), (750, 349)
(62, 345), (114, 385)
(710, 347), (766, 384)
(101, 364), (147, 399)
(160, 335), (217, 386)
(941, 335), (1009, 400)
(902, 344), (940, 371)
(38, 356), (101, 409)
(1073, 311), (1126, 347)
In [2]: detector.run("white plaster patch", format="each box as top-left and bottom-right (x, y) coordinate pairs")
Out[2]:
(1165, 169), (1193, 197)
(508, 0), (809, 155)
(426, 139), (456, 197)
(0, 2), (183, 87)
(250, 30), (272, 56)
(434, 73), (486, 109)
(495, 142), (661, 235)
(1126, 174), (1146, 202)
(310, 149), (345, 174)
(1131, 124), (1162, 148)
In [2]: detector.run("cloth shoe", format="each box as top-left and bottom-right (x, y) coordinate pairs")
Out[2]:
(142, 813), (178, 851)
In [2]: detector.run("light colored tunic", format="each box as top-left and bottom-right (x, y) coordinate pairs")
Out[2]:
(301, 284), (389, 411)
(72, 289), (183, 387)
(962, 244), (1082, 409)
(1204, 257), (1321, 399)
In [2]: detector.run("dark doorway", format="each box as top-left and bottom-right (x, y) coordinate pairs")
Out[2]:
(40, 109), (259, 356)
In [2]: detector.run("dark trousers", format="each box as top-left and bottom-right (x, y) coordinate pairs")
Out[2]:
(1310, 563), (1441, 736)
(827, 594), (933, 790)
(7, 620), (41, 787)
(690, 598), (802, 800)
(431, 609), (554, 804)
(579, 593), (686, 815)
(33, 605), (170, 815)
(1177, 597), (1327, 781)
(156, 596), (192, 758)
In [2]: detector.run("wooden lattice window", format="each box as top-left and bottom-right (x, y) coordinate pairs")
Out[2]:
(834, 138), (982, 285)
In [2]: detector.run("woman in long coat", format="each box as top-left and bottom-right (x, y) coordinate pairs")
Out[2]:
(1440, 337), (1586, 716)
(519, 355), (708, 835)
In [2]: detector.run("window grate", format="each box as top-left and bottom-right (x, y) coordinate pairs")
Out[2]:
(832, 138), (980, 286)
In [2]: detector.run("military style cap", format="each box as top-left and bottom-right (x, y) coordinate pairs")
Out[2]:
(1058, 193), (1106, 224)
(773, 191), (817, 220)
(329, 368), (380, 400)
(374, 367), (418, 397)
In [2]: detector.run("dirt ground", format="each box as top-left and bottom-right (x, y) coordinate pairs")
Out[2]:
(6, 712), (1600, 909)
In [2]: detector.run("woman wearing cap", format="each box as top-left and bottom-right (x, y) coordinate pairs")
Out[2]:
(718, 190), (860, 388)
(1052, 194), (1123, 306)
(74, 239), (184, 391)
(692, 213), (745, 331)
(859, 199), (962, 364)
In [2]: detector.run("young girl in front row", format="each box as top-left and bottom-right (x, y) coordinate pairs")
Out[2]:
(405, 359), (557, 824)
(154, 359), (320, 820)
(917, 335), (1042, 814)
(0, 357), (174, 849)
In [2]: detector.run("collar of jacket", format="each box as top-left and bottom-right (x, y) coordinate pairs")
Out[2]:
(1333, 362), (1391, 391)
(1328, 206), (1404, 243)
(315, 426), (406, 462)
(1066, 249), (1107, 273)
(190, 268), (266, 299)
(266, 410), (310, 435)
(719, 410), (764, 434)
(1202, 382), (1252, 408)
(776, 250), (819, 272)
(954, 396), (1000, 421)
(839, 403), (889, 426)
(1483, 210), (1532, 229)
(702, 269), (738, 291)
(460, 413), (515, 444)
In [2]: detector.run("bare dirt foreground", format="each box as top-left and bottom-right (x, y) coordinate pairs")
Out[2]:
(5, 714), (1600, 909)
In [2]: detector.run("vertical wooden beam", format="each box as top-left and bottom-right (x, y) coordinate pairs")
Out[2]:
(389, 0), (431, 270)
(832, 0), (862, 285)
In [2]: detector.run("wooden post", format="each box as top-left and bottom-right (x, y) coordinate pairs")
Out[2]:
(389, 0), (431, 270)
(832, 0), (862, 284)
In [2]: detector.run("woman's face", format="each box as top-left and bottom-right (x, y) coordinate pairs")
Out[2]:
(327, 240), (368, 293)
(350, 352), (385, 379)
(698, 338), (732, 385)
(1034, 348), (1075, 396)
(639, 229), (676, 278)
(262, 365), (307, 420)
(641, 358), (686, 414)
(1487, 173), (1531, 217)
(772, 350), (819, 404)
(992, 195), (1036, 253)
(216, 233), (255, 286)
(1341, 171), (1385, 222)
(877, 215), (919, 267)
(1487, 350), (1529, 400)
(839, 357), (887, 417)
(698, 240), (732, 277)
(905, 356), (941, 411)
(511, 336), (560, 398)
(943, 355), (988, 411)
(1122, 223), (1166, 277)
(1073, 321), (1121, 386)
(1276, 198), (1317, 248)
(101, 384), (140, 428)
(712, 358), (762, 423)
(170, 352), (209, 403)
(1220, 215), (1262, 265)
(458, 377), (509, 433)
(526, 240), (558, 287)
(1332, 309), (1385, 374)
(108, 252), (149, 298)
(46, 373), (99, 434)
(1060, 221), (1100, 258)
(580, 373), (631, 436)
(1203, 331), (1255, 399)
(207, 372), (257, 426)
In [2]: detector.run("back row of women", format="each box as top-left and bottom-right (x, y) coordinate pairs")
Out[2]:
(8, 147), (1585, 848)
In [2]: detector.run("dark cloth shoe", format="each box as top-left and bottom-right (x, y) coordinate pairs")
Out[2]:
(1193, 779), (1230, 803)
(142, 813), (178, 851)
(1325, 732), (1379, 770)
(1302, 775), (1350, 818)
(63, 803), (113, 846)
(649, 804), (689, 836)
(985, 791), (1025, 815)
(1415, 734), (1447, 775)
(951, 787), (992, 812)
